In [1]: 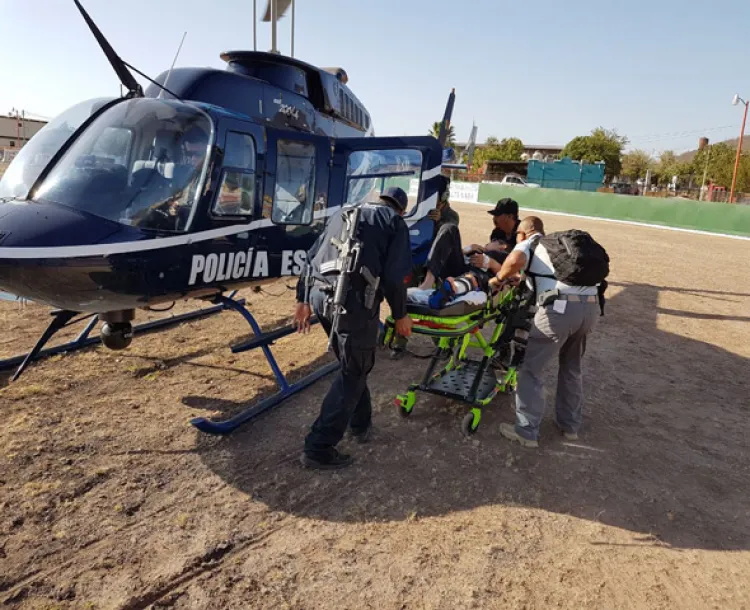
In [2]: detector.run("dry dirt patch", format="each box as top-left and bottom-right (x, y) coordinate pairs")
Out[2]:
(0, 202), (748, 609)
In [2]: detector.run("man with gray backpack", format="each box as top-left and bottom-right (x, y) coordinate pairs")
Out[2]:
(489, 216), (609, 447)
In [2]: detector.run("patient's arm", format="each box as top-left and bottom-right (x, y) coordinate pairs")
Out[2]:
(484, 241), (507, 253)
(467, 253), (502, 274)
(486, 258), (503, 274)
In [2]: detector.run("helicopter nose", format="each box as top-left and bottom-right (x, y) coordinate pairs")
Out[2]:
(0, 200), (127, 248)
(0, 200), (144, 309)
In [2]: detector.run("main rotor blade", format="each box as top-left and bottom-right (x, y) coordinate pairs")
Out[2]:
(261, 0), (293, 21)
(73, 0), (143, 97)
(437, 88), (456, 148)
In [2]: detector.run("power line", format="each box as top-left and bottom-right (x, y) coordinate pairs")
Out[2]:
(5, 109), (51, 121)
(628, 124), (739, 144)
(23, 111), (52, 121)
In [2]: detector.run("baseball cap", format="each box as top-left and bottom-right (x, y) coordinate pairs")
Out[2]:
(379, 186), (409, 212)
(488, 197), (519, 217)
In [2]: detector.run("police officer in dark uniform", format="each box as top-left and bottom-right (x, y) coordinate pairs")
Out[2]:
(293, 187), (414, 469)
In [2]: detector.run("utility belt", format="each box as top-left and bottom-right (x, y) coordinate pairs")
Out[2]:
(536, 287), (606, 316)
(537, 289), (598, 307)
(302, 264), (381, 312)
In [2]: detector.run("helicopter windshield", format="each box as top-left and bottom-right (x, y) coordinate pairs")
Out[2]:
(0, 97), (115, 200)
(344, 148), (423, 211)
(33, 98), (213, 232)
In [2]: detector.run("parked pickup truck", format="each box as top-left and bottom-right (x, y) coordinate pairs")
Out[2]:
(483, 173), (540, 188)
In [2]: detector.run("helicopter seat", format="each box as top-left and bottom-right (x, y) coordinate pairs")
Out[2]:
(131, 160), (176, 180)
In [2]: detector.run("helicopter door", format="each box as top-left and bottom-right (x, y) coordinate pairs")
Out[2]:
(210, 130), (260, 221)
(251, 129), (331, 280)
(329, 136), (445, 266)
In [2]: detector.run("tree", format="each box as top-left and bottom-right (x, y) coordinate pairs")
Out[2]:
(655, 150), (678, 185)
(473, 137), (525, 169)
(429, 121), (456, 147)
(690, 143), (750, 193)
(496, 137), (524, 161)
(561, 127), (628, 180)
(621, 149), (654, 181)
(653, 151), (693, 187)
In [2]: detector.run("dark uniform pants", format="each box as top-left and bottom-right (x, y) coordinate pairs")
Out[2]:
(425, 223), (467, 281)
(304, 288), (378, 460)
(424, 223), (497, 290)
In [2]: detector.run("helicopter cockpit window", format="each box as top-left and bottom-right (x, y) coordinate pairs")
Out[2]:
(272, 139), (315, 225)
(33, 98), (212, 233)
(344, 148), (423, 212)
(213, 132), (256, 217)
(0, 96), (116, 200)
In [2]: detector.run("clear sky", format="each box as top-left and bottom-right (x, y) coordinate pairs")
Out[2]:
(4, 0), (750, 155)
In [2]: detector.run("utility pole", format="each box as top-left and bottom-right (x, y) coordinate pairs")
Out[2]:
(700, 144), (712, 201)
(253, 0), (257, 51)
(11, 108), (20, 144)
(730, 94), (749, 204)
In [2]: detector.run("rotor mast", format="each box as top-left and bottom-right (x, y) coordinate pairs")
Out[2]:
(261, 0), (294, 56)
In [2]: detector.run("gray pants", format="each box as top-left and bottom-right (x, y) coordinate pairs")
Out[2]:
(514, 301), (600, 441)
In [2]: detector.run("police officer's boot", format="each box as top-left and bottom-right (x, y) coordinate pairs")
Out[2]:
(300, 449), (353, 470)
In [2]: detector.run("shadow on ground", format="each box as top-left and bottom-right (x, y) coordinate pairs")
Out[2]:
(192, 282), (750, 551)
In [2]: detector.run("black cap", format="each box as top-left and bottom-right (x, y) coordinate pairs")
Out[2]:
(488, 197), (519, 217)
(379, 186), (409, 212)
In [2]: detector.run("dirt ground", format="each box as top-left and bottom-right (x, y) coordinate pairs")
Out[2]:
(1, 202), (749, 610)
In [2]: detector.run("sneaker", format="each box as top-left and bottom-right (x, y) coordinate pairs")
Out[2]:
(350, 423), (372, 444)
(300, 449), (354, 470)
(428, 279), (455, 309)
(554, 422), (579, 441)
(499, 423), (539, 448)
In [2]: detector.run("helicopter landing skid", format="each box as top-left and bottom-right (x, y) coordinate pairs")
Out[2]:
(0, 291), (245, 382)
(189, 295), (340, 436)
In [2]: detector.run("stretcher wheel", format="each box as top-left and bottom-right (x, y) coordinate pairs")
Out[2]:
(394, 391), (415, 418)
(461, 411), (481, 437)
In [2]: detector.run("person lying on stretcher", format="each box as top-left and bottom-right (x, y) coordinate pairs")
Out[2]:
(417, 198), (521, 292)
(388, 198), (521, 357)
(410, 271), (490, 310)
(409, 265), (523, 312)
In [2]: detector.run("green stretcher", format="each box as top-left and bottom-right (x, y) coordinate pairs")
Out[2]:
(382, 283), (535, 436)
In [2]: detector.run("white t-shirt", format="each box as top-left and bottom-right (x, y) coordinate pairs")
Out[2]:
(513, 235), (597, 296)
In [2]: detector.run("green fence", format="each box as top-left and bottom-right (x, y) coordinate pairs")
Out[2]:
(475, 184), (750, 238)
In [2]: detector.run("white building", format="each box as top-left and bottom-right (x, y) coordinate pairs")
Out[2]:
(0, 114), (47, 149)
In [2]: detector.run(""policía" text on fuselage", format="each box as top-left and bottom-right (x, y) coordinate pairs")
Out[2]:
(188, 248), (307, 286)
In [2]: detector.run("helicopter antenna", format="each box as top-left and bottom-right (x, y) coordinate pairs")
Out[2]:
(159, 31), (187, 99)
(72, 0), (143, 98)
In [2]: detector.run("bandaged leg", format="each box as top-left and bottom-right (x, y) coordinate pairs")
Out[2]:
(448, 275), (479, 295)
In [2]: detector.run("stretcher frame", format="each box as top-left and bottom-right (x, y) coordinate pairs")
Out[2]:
(382, 284), (534, 436)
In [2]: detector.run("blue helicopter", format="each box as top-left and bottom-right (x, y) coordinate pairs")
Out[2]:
(0, 1), (455, 432)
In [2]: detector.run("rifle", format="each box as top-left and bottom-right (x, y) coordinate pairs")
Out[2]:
(325, 207), (363, 351)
